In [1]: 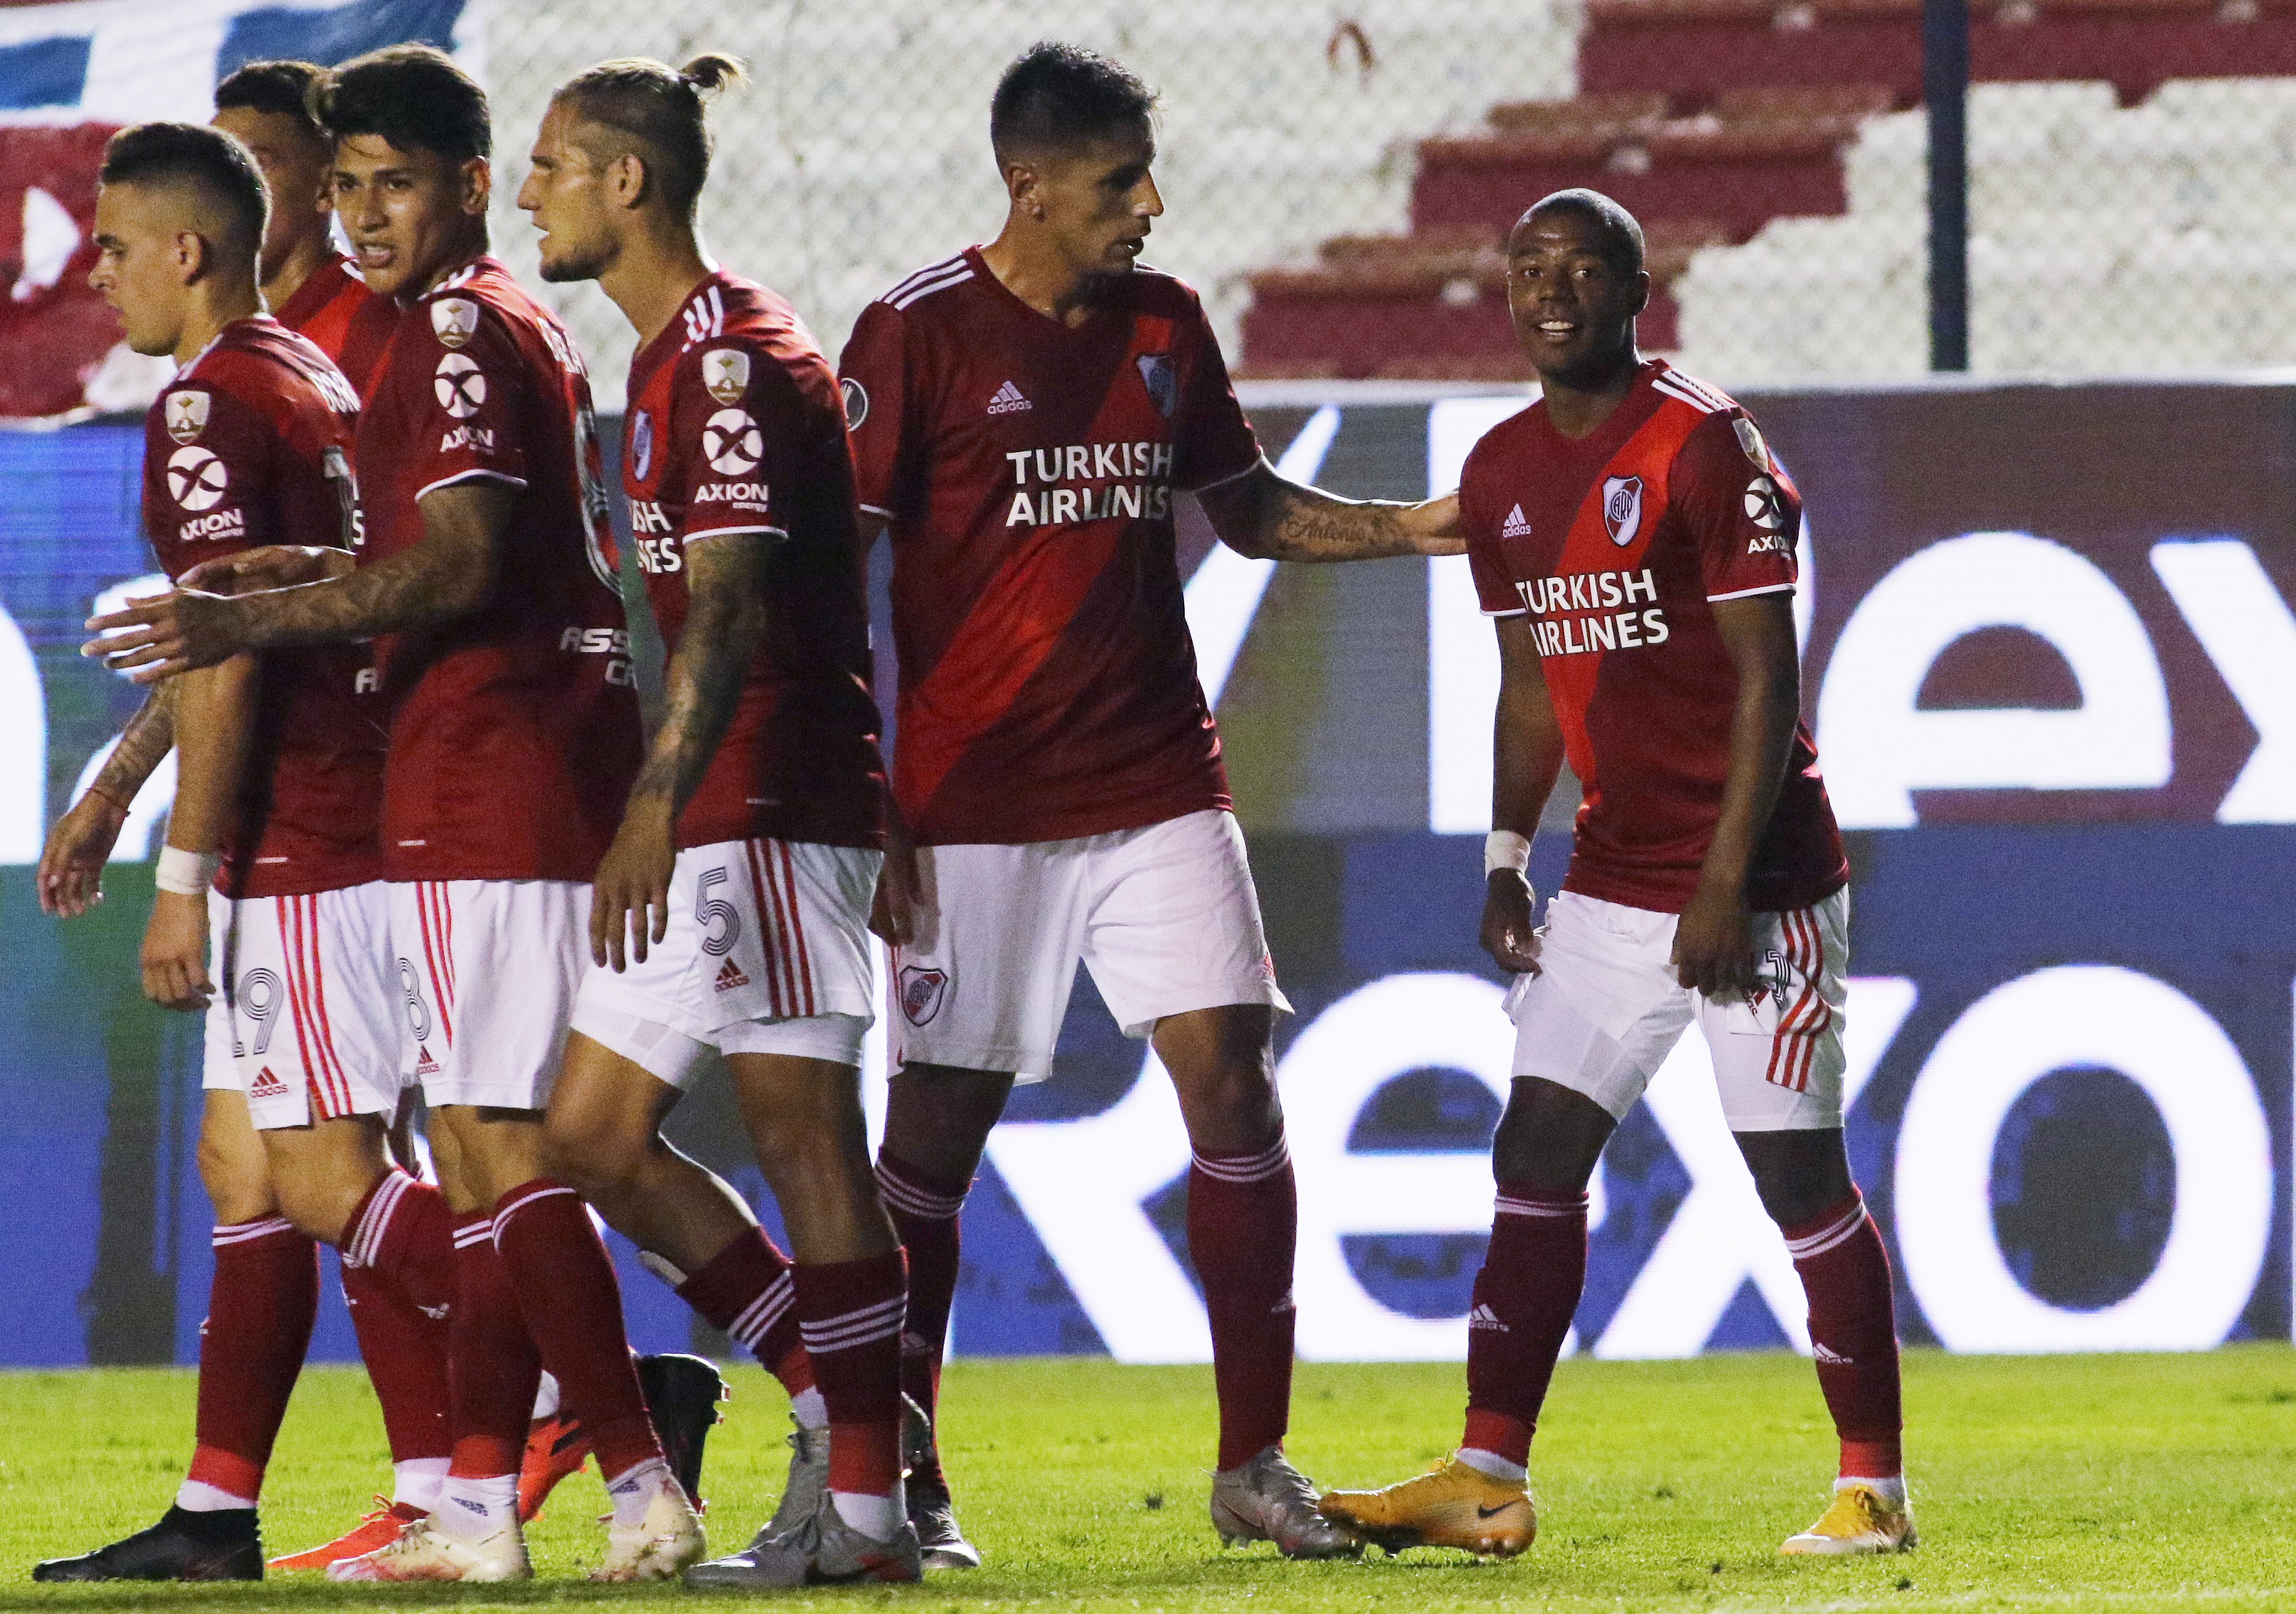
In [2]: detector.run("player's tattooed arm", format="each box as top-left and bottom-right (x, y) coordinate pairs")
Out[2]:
(1197, 458), (1466, 561)
(1672, 591), (1801, 999)
(591, 529), (776, 972)
(38, 683), (179, 918)
(142, 654), (259, 1012)
(1484, 615), (1566, 976)
(81, 482), (513, 681)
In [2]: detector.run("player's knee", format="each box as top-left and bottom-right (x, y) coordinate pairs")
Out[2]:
(196, 1131), (275, 1223)
(270, 1166), (365, 1245)
(540, 1107), (649, 1199)
(1490, 1078), (1613, 1193)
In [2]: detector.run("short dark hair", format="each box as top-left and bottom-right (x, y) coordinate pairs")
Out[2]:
(990, 42), (1155, 160)
(316, 43), (489, 164)
(1522, 189), (1646, 277)
(555, 52), (745, 216)
(100, 121), (269, 255)
(213, 59), (327, 140)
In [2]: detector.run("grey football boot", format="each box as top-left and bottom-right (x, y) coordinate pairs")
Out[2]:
(683, 1414), (827, 1588)
(1209, 1445), (1363, 1559)
(689, 1490), (920, 1588)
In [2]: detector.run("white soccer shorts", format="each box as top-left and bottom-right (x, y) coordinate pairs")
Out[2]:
(570, 838), (882, 1087)
(198, 882), (405, 1131)
(1503, 886), (1851, 1132)
(889, 808), (1291, 1082)
(389, 879), (589, 1110)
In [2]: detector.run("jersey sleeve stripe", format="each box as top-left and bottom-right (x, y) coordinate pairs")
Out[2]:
(882, 254), (968, 303)
(858, 501), (895, 521)
(889, 267), (974, 310)
(1650, 377), (1719, 413)
(683, 523), (789, 544)
(1178, 460), (1257, 495)
(1706, 580), (1796, 602)
(1664, 370), (1735, 412)
(413, 467), (529, 501)
(1481, 605), (1530, 617)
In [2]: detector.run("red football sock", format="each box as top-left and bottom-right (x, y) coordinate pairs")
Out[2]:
(446, 1210), (542, 1480)
(1187, 1135), (1298, 1472)
(491, 1180), (662, 1482)
(873, 1152), (970, 1444)
(793, 1250), (907, 1496)
(1461, 1186), (1589, 1469)
(1783, 1193), (1904, 1478)
(676, 1226), (813, 1396)
(341, 1170), (452, 1464)
(187, 1217), (318, 1502)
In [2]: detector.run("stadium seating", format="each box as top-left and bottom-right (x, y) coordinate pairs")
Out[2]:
(1232, 0), (2296, 380)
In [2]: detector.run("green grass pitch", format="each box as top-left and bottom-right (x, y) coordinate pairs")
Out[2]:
(5, 1347), (2295, 1612)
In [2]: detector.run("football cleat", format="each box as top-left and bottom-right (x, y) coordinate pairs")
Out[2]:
(517, 1407), (590, 1522)
(681, 1413), (827, 1581)
(1779, 1482), (1917, 1555)
(1210, 1446), (1362, 1559)
(325, 1514), (530, 1583)
(1316, 1455), (1537, 1557)
(593, 1471), (706, 1582)
(903, 1393), (980, 1570)
(636, 1351), (726, 1509)
(268, 1498), (425, 1571)
(686, 1491), (919, 1588)
(32, 1506), (263, 1582)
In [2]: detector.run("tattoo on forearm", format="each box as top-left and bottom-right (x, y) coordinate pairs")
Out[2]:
(93, 683), (177, 803)
(1264, 481), (1413, 559)
(630, 533), (774, 818)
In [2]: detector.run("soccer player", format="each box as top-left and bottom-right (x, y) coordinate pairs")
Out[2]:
(1315, 190), (1911, 1559)
(33, 121), (453, 1583)
(213, 59), (400, 395)
(840, 43), (1462, 1562)
(514, 54), (917, 1585)
(86, 46), (701, 1584)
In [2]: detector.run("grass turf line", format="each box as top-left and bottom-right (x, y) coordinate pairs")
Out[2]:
(3, 1346), (2295, 1611)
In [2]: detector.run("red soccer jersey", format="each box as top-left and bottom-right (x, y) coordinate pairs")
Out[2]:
(272, 255), (399, 399)
(838, 248), (1262, 845)
(355, 256), (641, 882)
(623, 272), (886, 850)
(142, 316), (387, 898)
(1461, 360), (1848, 914)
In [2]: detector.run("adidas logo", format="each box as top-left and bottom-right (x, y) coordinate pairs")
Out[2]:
(1467, 1303), (1509, 1332)
(1501, 503), (1533, 538)
(414, 1044), (440, 1076)
(1813, 1342), (1851, 1365)
(248, 1066), (289, 1099)
(986, 379), (1031, 415)
(418, 1303), (450, 1321)
(715, 957), (750, 992)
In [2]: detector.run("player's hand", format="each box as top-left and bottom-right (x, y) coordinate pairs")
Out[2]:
(1672, 878), (1759, 999)
(869, 825), (920, 949)
(83, 589), (241, 683)
(39, 790), (129, 917)
(140, 888), (214, 1011)
(1403, 490), (1467, 556)
(1480, 870), (1542, 975)
(180, 545), (349, 597)
(591, 801), (675, 971)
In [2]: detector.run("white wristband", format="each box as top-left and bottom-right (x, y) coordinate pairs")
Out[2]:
(155, 845), (220, 896)
(1484, 830), (1532, 878)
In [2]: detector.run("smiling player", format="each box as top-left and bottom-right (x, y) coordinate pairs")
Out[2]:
(1316, 190), (1909, 1560)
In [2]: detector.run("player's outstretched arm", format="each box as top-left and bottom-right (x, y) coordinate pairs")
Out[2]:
(1196, 458), (1466, 562)
(38, 684), (179, 918)
(1670, 591), (1800, 998)
(1485, 614), (1565, 976)
(591, 529), (776, 972)
(140, 654), (258, 1012)
(82, 482), (513, 682)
